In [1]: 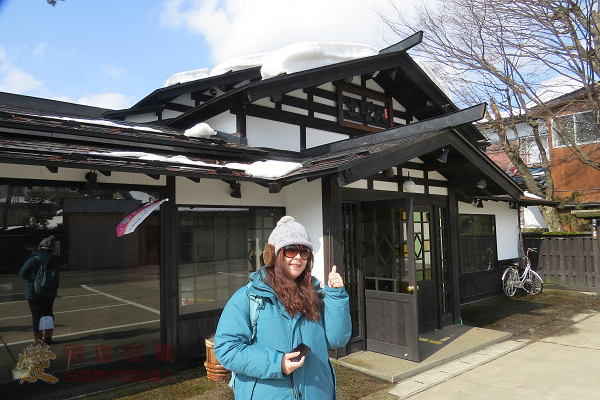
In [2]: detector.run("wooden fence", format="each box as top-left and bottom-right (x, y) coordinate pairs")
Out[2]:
(523, 234), (600, 295)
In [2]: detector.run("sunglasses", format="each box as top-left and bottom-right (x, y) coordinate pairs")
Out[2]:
(283, 245), (311, 260)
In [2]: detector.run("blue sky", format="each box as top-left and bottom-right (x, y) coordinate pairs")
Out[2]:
(0, 0), (395, 110)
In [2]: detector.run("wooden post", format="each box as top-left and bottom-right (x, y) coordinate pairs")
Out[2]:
(447, 189), (462, 326)
(161, 175), (179, 360)
(321, 175), (345, 357)
(593, 223), (600, 297)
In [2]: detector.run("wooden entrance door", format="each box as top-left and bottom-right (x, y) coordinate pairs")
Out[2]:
(413, 205), (440, 333)
(362, 199), (420, 362)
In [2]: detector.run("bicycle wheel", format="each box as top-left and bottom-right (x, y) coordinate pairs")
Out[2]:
(502, 268), (518, 297)
(524, 270), (543, 294)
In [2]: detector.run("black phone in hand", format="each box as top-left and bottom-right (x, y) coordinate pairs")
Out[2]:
(290, 343), (311, 362)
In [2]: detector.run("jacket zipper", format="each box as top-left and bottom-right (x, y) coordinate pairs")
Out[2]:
(290, 372), (297, 398)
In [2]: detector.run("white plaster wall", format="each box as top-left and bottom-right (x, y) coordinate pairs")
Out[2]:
(162, 109), (183, 120)
(366, 79), (384, 93)
(0, 163), (166, 186)
(171, 93), (195, 107)
(523, 206), (547, 229)
(125, 113), (157, 123)
(458, 200), (519, 260)
(306, 128), (348, 149)
(176, 176), (285, 207)
(205, 112), (237, 134)
(246, 116), (301, 151)
(283, 179), (325, 283)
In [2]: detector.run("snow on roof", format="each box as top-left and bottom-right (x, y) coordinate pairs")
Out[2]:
(414, 59), (451, 98)
(163, 42), (378, 85)
(226, 160), (303, 179)
(531, 75), (581, 106)
(523, 190), (543, 200)
(210, 52), (273, 77)
(90, 151), (302, 180)
(260, 42), (378, 79)
(184, 122), (217, 138)
(52, 115), (163, 133)
(164, 68), (210, 88)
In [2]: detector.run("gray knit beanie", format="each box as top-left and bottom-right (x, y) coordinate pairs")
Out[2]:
(38, 235), (56, 251)
(268, 216), (313, 256)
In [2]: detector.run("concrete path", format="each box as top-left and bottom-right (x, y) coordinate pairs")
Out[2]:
(387, 311), (600, 399)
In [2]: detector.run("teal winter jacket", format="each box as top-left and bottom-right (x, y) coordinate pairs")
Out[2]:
(214, 268), (352, 400)
(19, 251), (59, 299)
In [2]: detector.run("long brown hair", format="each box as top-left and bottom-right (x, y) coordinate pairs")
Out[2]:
(264, 250), (322, 321)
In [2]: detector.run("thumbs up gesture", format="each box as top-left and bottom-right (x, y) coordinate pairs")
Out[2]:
(328, 265), (344, 288)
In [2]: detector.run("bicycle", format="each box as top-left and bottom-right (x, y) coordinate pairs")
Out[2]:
(502, 248), (543, 297)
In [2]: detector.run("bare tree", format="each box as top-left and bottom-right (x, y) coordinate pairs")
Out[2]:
(379, 0), (600, 231)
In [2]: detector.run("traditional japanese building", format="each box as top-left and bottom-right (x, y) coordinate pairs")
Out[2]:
(0, 33), (533, 397)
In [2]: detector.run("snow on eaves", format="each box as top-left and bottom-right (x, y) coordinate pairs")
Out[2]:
(46, 115), (163, 133)
(210, 52), (273, 77)
(164, 68), (210, 88)
(89, 151), (302, 180)
(184, 122), (217, 138)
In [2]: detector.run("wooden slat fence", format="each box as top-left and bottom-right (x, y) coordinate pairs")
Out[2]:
(523, 234), (600, 295)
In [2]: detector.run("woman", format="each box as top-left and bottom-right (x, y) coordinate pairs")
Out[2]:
(19, 235), (60, 344)
(214, 216), (351, 399)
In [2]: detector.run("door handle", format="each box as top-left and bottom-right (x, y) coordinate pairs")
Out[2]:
(407, 286), (420, 292)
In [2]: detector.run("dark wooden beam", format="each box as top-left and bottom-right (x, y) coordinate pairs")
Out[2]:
(448, 134), (522, 199)
(245, 104), (364, 137)
(162, 176), (178, 360)
(302, 103), (486, 158)
(379, 31), (423, 54)
(338, 131), (449, 186)
(447, 189), (462, 325)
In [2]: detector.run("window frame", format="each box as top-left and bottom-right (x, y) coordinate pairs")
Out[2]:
(552, 110), (600, 147)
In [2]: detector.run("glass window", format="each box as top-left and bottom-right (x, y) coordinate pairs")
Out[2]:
(0, 184), (161, 383)
(552, 111), (600, 147)
(178, 207), (283, 315)
(459, 214), (497, 274)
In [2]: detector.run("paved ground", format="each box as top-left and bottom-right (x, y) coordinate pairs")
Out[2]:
(69, 289), (600, 400)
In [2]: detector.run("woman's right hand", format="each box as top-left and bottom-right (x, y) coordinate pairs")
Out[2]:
(281, 351), (305, 375)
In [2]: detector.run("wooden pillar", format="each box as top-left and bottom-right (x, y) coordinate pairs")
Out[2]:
(321, 175), (345, 357)
(161, 175), (179, 360)
(447, 189), (462, 325)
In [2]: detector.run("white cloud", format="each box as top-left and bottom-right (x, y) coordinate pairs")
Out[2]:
(0, 65), (44, 94)
(103, 64), (126, 78)
(160, 0), (393, 64)
(0, 44), (44, 94)
(32, 42), (47, 57)
(76, 93), (136, 109)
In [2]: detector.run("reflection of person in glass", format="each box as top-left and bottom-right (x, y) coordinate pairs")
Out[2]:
(19, 236), (59, 344)
(214, 216), (351, 400)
